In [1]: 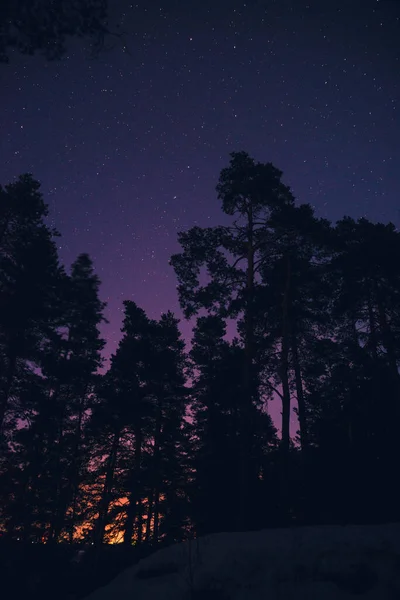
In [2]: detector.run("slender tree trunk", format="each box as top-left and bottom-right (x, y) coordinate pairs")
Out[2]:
(94, 429), (120, 545)
(238, 202), (255, 529)
(68, 396), (85, 544)
(145, 490), (154, 544)
(20, 472), (33, 541)
(153, 489), (160, 543)
(280, 342), (291, 451)
(367, 293), (379, 361)
(152, 405), (162, 543)
(22, 433), (45, 541)
(280, 255), (291, 455)
(291, 331), (308, 451)
(0, 212), (11, 247)
(291, 329), (308, 524)
(374, 282), (400, 486)
(0, 352), (17, 432)
(279, 255), (291, 523)
(375, 285), (399, 383)
(123, 429), (142, 547)
(48, 406), (66, 543)
(136, 497), (143, 546)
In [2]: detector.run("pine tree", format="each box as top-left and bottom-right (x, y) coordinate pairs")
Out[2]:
(38, 252), (106, 542)
(304, 217), (400, 523)
(149, 312), (189, 545)
(89, 369), (128, 545)
(0, 372), (53, 541)
(189, 315), (278, 535)
(0, 174), (62, 435)
(189, 315), (241, 535)
(89, 303), (189, 546)
(0, 0), (109, 62)
(171, 151), (293, 528)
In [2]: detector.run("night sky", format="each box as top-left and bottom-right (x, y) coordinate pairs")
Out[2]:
(1, 0), (399, 425)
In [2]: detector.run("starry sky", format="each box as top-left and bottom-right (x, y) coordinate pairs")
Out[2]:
(1, 0), (399, 423)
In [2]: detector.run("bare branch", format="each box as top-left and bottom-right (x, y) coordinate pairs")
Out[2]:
(230, 255), (247, 270)
(264, 379), (284, 400)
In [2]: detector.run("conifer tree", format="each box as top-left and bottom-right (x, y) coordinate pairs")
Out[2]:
(0, 174), (62, 434)
(171, 151), (293, 527)
(0, 0), (109, 62)
(39, 252), (106, 542)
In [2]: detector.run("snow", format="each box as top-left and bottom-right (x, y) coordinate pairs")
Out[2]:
(84, 523), (400, 599)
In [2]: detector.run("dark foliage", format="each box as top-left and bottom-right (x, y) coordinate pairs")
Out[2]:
(0, 0), (109, 62)
(1, 154), (400, 596)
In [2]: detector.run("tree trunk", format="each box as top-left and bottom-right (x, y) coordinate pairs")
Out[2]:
(375, 284), (399, 383)
(0, 212), (11, 247)
(153, 489), (160, 543)
(374, 282), (400, 477)
(280, 255), (291, 455)
(136, 497), (143, 546)
(0, 351), (17, 432)
(145, 489), (154, 544)
(123, 429), (142, 547)
(48, 406), (66, 543)
(238, 201), (255, 529)
(20, 473), (33, 541)
(291, 331), (308, 451)
(367, 292), (379, 361)
(279, 255), (292, 523)
(94, 429), (120, 545)
(68, 395), (86, 544)
(151, 404), (162, 543)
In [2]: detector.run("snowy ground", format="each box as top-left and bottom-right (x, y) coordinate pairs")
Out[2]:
(85, 523), (400, 599)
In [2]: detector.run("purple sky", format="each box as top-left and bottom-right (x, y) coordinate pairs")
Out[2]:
(1, 0), (399, 426)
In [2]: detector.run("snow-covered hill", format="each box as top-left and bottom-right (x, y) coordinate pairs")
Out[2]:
(85, 523), (400, 599)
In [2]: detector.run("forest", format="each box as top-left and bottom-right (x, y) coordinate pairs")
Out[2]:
(1, 151), (400, 553)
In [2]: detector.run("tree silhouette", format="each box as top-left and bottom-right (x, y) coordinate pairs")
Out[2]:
(171, 151), (294, 527)
(0, 174), (62, 434)
(304, 216), (400, 523)
(189, 314), (277, 535)
(2, 159), (400, 575)
(0, 0), (109, 62)
(40, 252), (106, 542)
(89, 302), (189, 547)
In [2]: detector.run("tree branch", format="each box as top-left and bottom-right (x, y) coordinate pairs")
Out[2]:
(264, 379), (284, 400)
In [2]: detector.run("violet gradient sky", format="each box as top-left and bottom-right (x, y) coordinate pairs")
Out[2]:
(1, 0), (399, 426)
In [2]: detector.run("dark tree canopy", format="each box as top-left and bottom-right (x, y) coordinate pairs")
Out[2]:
(2, 153), (400, 600)
(0, 0), (109, 62)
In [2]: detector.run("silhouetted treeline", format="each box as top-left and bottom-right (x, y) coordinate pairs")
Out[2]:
(0, 1), (109, 62)
(1, 153), (400, 549)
